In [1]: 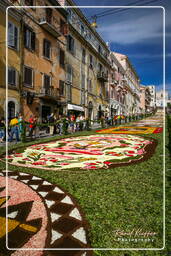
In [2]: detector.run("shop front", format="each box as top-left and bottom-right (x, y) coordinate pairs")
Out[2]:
(67, 103), (85, 118)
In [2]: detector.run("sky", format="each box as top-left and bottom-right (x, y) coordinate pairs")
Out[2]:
(72, 0), (171, 96)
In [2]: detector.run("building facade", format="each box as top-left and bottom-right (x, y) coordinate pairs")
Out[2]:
(0, 0), (155, 122)
(147, 85), (156, 110)
(0, 0), (23, 120)
(21, 0), (68, 121)
(139, 85), (152, 113)
(113, 52), (141, 115)
(156, 90), (168, 108)
(59, 0), (110, 120)
(109, 52), (126, 116)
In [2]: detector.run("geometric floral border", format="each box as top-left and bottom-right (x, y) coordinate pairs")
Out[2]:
(96, 126), (163, 135)
(0, 170), (93, 256)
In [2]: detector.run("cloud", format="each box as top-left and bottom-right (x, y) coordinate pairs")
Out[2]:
(128, 53), (171, 58)
(97, 10), (165, 44)
(156, 83), (171, 94)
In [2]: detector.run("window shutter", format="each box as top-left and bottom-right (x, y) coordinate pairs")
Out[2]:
(14, 26), (18, 49)
(59, 80), (65, 96)
(8, 68), (12, 84)
(24, 67), (33, 86)
(31, 31), (35, 50)
(47, 41), (50, 57)
(67, 65), (73, 83)
(43, 39), (46, 56)
(23, 25), (27, 47)
(71, 37), (74, 53)
(8, 22), (14, 47)
(60, 49), (65, 66)
(44, 75), (51, 88)
(13, 69), (16, 85)
(8, 68), (16, 85)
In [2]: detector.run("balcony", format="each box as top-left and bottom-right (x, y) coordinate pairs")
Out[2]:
(97, 71), (108, 82)
(38, 87), (60, 101)
(110, 78), (117, 86)
(39, 17), (63, 38)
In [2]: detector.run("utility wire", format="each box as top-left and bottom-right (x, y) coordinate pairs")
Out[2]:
(88, 0), (152, 18)
(88, 0), (162, 20)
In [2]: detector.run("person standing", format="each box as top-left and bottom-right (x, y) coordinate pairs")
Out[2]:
(18, 113), (24, 140)
(29, 115), (37, 139)
(9, 116), (19, 142)
(70, 114), (75, 133)
(49, 113), (55, 136)
(0, 118), (5, 143)
(76, 115), (80, 131)
(79, 114), (85, 131)
(34, 116), (40, 139)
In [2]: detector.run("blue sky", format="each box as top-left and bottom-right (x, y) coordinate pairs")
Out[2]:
(73, 0), (171, 96)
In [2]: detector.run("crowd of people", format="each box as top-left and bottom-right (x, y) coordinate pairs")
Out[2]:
(0, 111), (147, 143)
(0, 112), (87, 143)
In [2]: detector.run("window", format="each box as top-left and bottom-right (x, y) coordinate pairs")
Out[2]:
(98, 63), (102, 72)
(25, 0), (34, 5)
(66, 65), (72, 101)
(46, 8), (52, 23)
(66, 64), (73, 83)
(59, 80), (65, 96)
(43, 39), (51, 59)
(81, 73), (85, 89)
(89, 55), (93, 68)
(67, 35), (75, 54)
(82, 48), (86, 64)
(81, 25), (84, 35)
(24, 25), (35, 51)
(59, 49), (65, 67)
(8, 67), (17, 86)
(8, 101), (15, 120)
(44, 74), (51, 88)
(8, 22), (18, 49)
(98, 45), (102, 54)
(81, 91), (85, 105)
(88, 79), (92, 93)
(24, 66), (33, 87)
(60, 19), (65, 34)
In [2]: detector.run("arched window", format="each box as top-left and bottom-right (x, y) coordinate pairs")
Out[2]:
(8, 101), (15, 120)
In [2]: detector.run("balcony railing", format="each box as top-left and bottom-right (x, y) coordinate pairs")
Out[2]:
(38, 87), (60, 100)
(97, 72), (108, 82)
(39, 17), (63, 38)
(110, 78), (117, 85)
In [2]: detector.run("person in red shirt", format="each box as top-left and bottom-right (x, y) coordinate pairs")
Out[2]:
(29, 115), (36, 138)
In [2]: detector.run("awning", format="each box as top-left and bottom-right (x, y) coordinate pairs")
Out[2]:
(67, 104), (84, 112)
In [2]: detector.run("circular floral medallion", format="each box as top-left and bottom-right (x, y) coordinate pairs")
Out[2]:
(0, 170), (92, 255)
(7, 134), (157, 170)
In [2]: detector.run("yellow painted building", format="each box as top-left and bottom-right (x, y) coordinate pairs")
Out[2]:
(0, 1), (22, 120)
(20, 0), (68, 121)
(63, 0), (110, 119)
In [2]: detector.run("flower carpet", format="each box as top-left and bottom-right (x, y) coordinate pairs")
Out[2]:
(0, 170), (92, 255)
(7, 134), (157, 170)
(96, 126), (163, 135)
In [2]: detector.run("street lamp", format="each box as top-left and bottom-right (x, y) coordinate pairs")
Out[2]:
(91, 16), (98, 28)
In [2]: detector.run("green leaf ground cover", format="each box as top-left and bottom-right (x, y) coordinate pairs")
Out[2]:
(0, 121), (170, 256)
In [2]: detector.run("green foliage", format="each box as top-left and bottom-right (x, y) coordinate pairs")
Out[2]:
(167, 114), (171, 155)
(0, 114), (169, 255)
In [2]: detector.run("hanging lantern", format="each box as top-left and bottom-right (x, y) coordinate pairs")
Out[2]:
(91, 16), (98, 28)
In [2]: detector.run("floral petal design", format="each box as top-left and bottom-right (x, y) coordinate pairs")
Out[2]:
(7, 134), (157, 170)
